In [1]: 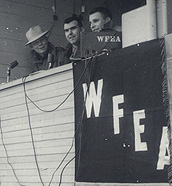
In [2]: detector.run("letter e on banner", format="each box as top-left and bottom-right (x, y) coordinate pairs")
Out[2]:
(82, 79), (103, 118)
(112, 94), (124, 134)
(133, 110), (148, 151)
(157, 126), (170, 170)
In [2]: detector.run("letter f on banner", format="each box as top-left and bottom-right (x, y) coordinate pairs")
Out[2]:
(82, 79), (103, 118)
(112, 95), (124, 134)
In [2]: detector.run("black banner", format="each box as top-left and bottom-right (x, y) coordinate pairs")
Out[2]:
(73, 39), (169, 183)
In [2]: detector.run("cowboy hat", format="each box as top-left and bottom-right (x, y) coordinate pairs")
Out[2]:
(25, 25), (49, 46)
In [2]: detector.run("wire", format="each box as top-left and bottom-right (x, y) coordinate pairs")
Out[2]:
(23, 87), (45, 186)
(47, 120), (82, 186)
(22, 42), (109, 113)
(6, 42), (107, 186)
(75, 56), (97, 180)
(0, 51), (105, 186)
(22, 57), (94, 185)
(48, 57), (95, 185)
(22, 58), (92, 113)
(58, 148), (80, 186)
(47, 20), (56, 40)
(47, 0), (57, 40)
(0, 116), (26, 186)
(48, 136), (75, 186)
(22, 75), (72, 112)
(57, 56), (98, 185)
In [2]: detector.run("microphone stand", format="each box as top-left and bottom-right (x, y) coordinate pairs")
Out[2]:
(7, 66), (11, 83)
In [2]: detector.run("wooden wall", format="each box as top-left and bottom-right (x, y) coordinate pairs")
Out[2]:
(0, 64), (75, 185)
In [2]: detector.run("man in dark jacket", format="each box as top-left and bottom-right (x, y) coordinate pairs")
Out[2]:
(26, 25), (66, 72)
(63, 16), (83, 62)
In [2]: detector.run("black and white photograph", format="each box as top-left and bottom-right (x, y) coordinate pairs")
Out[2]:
(0, 0), (171, 186)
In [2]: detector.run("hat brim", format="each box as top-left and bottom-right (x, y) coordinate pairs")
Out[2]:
(25, 30), (49, 46)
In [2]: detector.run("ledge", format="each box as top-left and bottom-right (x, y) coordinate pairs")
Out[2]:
(0, 63), (73, 91)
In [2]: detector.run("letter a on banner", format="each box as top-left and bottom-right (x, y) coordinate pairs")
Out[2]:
(82, 79), (103, 118)
(157, 126), (170, 170)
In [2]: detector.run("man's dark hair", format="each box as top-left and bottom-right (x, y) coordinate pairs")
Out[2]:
(89, 7), (112, 20)
(63, 15), (83, 28)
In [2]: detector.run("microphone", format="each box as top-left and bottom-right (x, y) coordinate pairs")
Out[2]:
(7, 60), (18, 83)
(10, 60), (18, 69)
(47, 53), (53, 69)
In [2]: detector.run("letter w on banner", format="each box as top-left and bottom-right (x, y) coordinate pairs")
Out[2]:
(82, 79), (103, 118)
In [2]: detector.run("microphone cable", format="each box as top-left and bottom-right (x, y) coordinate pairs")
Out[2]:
(22, 57), (93, 113)
(0, 116), (26, 186)
(57, 56), (98, 186)
(23, 83), (45, 186)
(48, 56), (96, 185)
(47, 0), (57, 40)
(22, 56), (95, 186)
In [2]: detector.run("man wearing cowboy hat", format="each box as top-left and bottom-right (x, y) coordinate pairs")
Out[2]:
(26, 25), (66, 72)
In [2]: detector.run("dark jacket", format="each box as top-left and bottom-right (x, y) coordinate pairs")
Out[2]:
(30, 42), (68, 72)
(64, 43), (81, 63)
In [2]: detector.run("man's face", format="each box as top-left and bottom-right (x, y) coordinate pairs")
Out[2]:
(30, 36), (48, 54)
(64, 20), (81, 46)
(89, 12), (108, 32)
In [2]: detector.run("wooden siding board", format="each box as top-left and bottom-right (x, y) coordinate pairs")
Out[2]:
(0, 96), (74, 116)
(1, 115), (74, 132)
(1, 131), (74, 147)
(0, 140), (75, 155)
(1, 107), (74, 123)
(1, 115), (74, 129)
(0, 75), (73, 98)
(0, 68), (73, 94)
(0, 152), (75, 164)
(0, 83), (73, 98)
(2, 123), (74, 138)
(0, 97), (74, 115)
